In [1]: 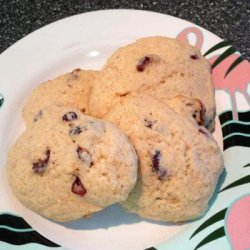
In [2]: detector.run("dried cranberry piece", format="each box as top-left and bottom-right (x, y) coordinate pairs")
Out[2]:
(136, 56), (151, 72)
(152, 150), (160, 171)
(190, 54), (199, 60)
(151, 150), (167, 180)
(33, 149), (50, 173)
(71, 176), (86, 196)
(62, 112), (78, 121)
(69, 126), (83, 135)
(191, 99), (206, 126)
(76, 146), (93, 167)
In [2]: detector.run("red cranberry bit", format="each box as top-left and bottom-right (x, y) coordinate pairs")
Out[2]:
(76, 146), (93, 167)
(151, 150), (160, 171)
(136, 56), (151, 72)
(190, 54), (199, 60)
(62, 112), (78, 121)
(151, 150), (167, 180)
(71, 176), (86, 196)
(33, 149), (50, 173)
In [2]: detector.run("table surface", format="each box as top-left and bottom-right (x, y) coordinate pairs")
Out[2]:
(0, 0), (249, 60)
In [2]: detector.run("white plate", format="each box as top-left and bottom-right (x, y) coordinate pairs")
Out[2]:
(0, 9), (249, 250)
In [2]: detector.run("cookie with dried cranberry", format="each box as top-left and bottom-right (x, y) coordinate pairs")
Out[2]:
(23, 69), (99, 127)
(7, 105), (138, 222)
(105, 95), (223, 222)
(165, 95), (207, 128)
(89, 36), (215, 131)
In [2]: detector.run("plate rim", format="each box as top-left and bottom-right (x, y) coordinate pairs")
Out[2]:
(0, 8), (249, 250)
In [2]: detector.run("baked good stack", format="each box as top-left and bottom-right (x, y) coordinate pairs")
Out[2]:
(7, 36), (224, 223)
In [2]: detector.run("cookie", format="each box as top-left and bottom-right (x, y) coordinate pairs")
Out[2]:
(23, 69), (99, 127)
(8, 105), (138, 222)
(105, 95), (223, 222)
(165, 95), (207, 128)
(89, 36), (215, 130)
